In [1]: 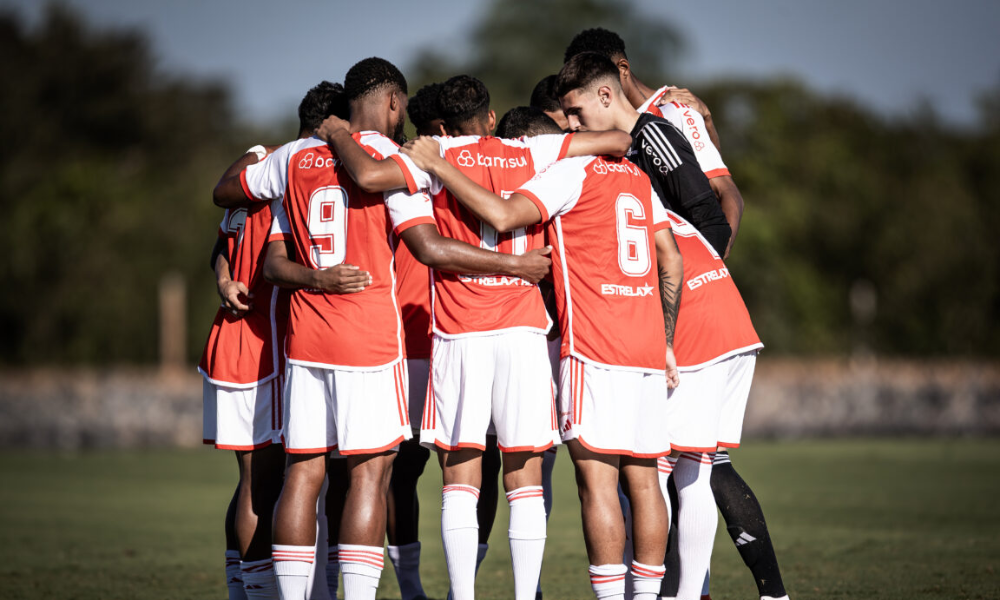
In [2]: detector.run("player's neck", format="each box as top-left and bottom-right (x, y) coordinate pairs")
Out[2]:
(625, 75), (658, 111)
(612, 101), (641, 134)
(348, 103), (389, 138)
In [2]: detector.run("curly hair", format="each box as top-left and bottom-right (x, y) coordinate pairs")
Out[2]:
(437, 75), (490, 132)
(297, 81), (348, 133)
(563, 27), (627, 63)
(495, 106), (561, 139)
(407, 82), (444, 134)
(344, 57), (407, 102)
(529, 75), (561, 113)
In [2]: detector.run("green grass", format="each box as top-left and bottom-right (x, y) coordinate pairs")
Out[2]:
(1, 440), (998, 599)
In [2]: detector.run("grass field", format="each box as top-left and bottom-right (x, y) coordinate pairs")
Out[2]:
(1, 439), (998, 600)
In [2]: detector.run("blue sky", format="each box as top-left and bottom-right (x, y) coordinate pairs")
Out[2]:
(6, 0), (999, 127)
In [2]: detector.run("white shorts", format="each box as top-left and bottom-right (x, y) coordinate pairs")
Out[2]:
(420, 331), (560, 453)
(283, 362), (412, 455)
(407, 358), (430, 435)
(559, 356), (671, 458)
(202, 376), (282, 451)
(665, 351), (757, 451)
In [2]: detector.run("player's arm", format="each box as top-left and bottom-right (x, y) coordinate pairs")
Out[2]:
(709, 175), (744, 259)
(656, 86), (722, 151)
(655, 228), (683, 388)
(262, 240), (371, 294)
(316, 115), (407, 193)
(400, 224), (551, 284)
(564, 130), (632, 158)
(213, 145), (277, 208)
(650, 122), (731, 256)
(401, 137), (542, 233)
(213, 241), (252, 316)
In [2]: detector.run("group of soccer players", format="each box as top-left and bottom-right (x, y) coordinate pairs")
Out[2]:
(199, 27), (790, 600)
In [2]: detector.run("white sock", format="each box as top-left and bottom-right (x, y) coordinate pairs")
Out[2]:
(441, 485), (480, 600)
(388, 541), (426, 600)
(631, 560), (666, 600)
(588, 563), (627, 600)
(326, 545), (340, 600)
(242, 558), (279, 600)
(339, 544), (383, 600)
(445, 543), (489, 600)
(657, 456), (676, 526)
(272, 544), (315, 600)
(674, 453), (717, 600)
(507, 486), (547, 600)
(226, 550), (249, 600)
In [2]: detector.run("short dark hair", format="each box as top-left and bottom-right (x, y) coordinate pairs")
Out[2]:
(407, 82), (444, 133)
(298, 81), (348, 133)
(556, 52), (622, 98)
(564, 27), (627, 63)
(495, 106), (562, 138)
(344, 57), (407, 102)
(529, 75), (561, 113)
(437, 75), (490, 131)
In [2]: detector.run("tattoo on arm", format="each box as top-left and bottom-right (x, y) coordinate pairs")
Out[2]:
(658, 267), (682, 347)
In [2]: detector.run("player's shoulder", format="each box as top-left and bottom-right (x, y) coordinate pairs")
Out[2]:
(438, 134), (480, 151)
(355, 130), (399, 159)
(635, 112), (684, 140)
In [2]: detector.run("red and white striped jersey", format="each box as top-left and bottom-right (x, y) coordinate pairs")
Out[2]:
(515, 155), (672, 373)
(198, 202), (290, 388)
(390, 134), (574, 338)
(243, 132), (434, 370)
(666, 210), (762, 370)
(638, 86), (730, 180)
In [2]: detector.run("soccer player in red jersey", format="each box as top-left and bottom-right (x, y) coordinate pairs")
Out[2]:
(400, 60), (687, 600)
(318, 74), (634, 600)
(213, 58), (551, 600)
(564, 28), (745, 260)
(201, 81), (352, 600)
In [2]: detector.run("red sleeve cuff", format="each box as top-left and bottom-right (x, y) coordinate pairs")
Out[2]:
(516, 189), (549, 223)
(557, 132), (575, 161)
(704, 168), (731, 180)
(267, 233), (292, 243)
(239, 170), (264, 203)
(393, 216), (436, 237)
(388, 154), (419, 194)
(653, 220), (672, 232)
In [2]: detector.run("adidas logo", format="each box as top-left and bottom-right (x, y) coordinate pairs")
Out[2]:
(734, 532), (757, 546)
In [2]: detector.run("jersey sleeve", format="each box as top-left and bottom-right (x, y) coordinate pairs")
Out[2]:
(523, 133), (574, 172)
(660, 102), (729, 178)
(388, 150), (439, 195)
(241, 143), (292, 203)
(268, 198), (292, 242)
(385, 189), (435, 236)
(513, 157), (588, 223)
(650, 187), (671, 232)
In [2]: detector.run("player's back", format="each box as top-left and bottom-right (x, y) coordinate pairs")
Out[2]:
(199, 202), (290, 387)
(517, 154), (670, 373)
(255, 134), (403, 370)
(666, 211), (761, 370)
(397, 134), (571, 337)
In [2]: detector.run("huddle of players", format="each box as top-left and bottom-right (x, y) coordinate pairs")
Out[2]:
(199, 27), (789, 600)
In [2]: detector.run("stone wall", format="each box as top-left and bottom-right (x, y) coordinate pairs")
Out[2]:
(0, 359), (997, 449)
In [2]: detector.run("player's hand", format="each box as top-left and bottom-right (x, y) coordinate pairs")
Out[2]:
(218, 278), (252, 317)
(665, 346), (680, 389)
(311, 264), (372, 294)
(657, 87), (711, 120)
(317, 114), (351, 142)
(512, 246), (552, 284)
(401, 136), (443, 172)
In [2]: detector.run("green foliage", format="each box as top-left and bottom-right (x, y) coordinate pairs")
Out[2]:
(0, 5), (265, 364)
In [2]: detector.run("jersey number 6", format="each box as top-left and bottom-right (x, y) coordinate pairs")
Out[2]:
(615, 193), (651, 277)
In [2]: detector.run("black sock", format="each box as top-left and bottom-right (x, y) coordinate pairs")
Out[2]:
(660, 471), (681, 597)
(710, 451), (786, 598)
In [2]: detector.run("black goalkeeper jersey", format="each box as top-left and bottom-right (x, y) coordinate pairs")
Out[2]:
(627, 112), (731, 256)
